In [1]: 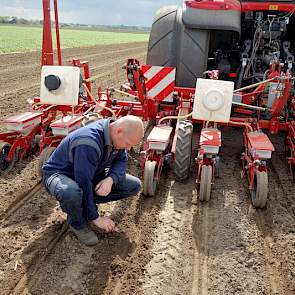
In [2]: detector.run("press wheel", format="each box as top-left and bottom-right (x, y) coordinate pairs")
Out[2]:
(251, 170), (268, 209)
(143, 160), (157, 196)
(199, 165), (212, 201)
(0, 142), (16, 173)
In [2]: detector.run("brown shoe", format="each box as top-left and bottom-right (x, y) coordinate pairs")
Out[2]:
(69, 225), (98, 246)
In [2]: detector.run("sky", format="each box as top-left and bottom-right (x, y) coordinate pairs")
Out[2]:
(0, 0), (183, 27)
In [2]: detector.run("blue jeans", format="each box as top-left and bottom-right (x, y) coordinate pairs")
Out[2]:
(43, 173), (141, 229)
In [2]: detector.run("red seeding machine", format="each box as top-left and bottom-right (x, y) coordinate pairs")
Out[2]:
(0, 0), (294, 209)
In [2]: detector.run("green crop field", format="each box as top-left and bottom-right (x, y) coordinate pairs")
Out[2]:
(0, 25), (149, 54)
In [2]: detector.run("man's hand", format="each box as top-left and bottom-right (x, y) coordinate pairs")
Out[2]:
(95, 176), (114, 196)
(92, 216), (116, 232)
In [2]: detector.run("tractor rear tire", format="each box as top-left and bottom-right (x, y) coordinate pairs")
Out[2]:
(147, 6), (179, 68)
(251, 171), (268, 209)
(147, 6), (209, 87)
(38, 147), (56, 177)
(174, 121), (193, 181)
(176, 27), (210, 87)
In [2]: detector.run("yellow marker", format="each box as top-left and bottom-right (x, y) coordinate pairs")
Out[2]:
(269, 5), (278, 10)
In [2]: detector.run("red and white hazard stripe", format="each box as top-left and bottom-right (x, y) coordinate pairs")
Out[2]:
(142, 65), (176, 102)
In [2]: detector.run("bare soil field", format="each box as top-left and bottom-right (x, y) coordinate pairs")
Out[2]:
(0, 43), (294, 295)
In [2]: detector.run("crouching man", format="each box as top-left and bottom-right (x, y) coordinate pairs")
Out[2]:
(42, 115), (144, 246)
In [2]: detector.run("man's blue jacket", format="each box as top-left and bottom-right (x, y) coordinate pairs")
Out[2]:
(42, 119), (128, 221)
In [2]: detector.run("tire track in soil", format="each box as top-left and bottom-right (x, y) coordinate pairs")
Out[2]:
(191, 203), (209, 295)
(256, 134), (295, 294)
(0, 181), (42, 222)
(254, 213), (282, 294)
(11, 222), (68, 295)
(0, 187), (64, 295)
(101, 177), (177, 295)
(95, 130), (197, 295)
(252, 159), (294, 295)
(190, 128), (210, 294)
(137, 180), (194, 295)
(0, 156), (41, 217)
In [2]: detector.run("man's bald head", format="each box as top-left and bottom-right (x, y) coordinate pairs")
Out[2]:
(110, 115), (144, 150)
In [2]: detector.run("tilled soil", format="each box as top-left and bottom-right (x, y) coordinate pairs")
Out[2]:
(0, 44), (294, 295)
(0, 42), (147, 129)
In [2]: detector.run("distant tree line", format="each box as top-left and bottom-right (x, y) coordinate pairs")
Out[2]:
(0, 16), (150, 32)
(0, 16), (43, 25)
(61, 23), (150, 33)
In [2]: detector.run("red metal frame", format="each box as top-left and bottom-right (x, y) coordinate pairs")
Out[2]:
(185, 0), (295, 13)
(42, 0), (53, 65)
(53, 0), (62, 65)
(42, 0), (62, 66)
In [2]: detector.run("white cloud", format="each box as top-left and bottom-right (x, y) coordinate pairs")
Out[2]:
(0, 0), (183, 26)
(0, 5), (42, 20)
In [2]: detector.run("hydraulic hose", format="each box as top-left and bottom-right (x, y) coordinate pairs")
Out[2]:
(83, 83), (117, 119)
(158, 112), (193, 124)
